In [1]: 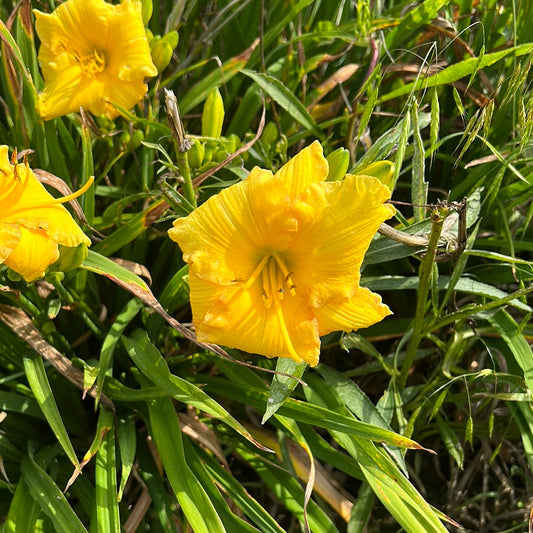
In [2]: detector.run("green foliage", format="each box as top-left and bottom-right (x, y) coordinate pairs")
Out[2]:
(0, 0), (532, 531)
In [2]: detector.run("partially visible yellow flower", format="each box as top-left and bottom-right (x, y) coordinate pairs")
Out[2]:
(0, 146), (91, 282)
(168, 141), (395, 367)
(34, 0), (158, 121)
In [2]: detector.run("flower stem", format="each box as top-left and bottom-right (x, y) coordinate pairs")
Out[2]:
(174, 146), (197, 209)
(398, 205), (447, 389)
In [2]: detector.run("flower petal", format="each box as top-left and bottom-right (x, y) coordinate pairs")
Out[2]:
(169, 167), (299, 285)
(34, 0), (112, 58)
(106, 1), (157, 81)
(99, 72), (149, 118)
(290, 174), (395, 307)
(190, 273), (321, 366)
(275, 140), (328, 198)
(0, 223), (21, 263)
(38, 65), (97, 120)
(4, 226), (60, 282)
(315, 286), (392, 335)
(2, 166), (90, 248)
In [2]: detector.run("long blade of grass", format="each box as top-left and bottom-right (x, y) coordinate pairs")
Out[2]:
(241, 69), (324, 139)
(21, 453), (88, 533)
(92, 409), (120, 533)
(147, 395), (226, 533)
(22, 352), (80, 469)
(379, 44), (533, 104)
(122, 329), (271, 451)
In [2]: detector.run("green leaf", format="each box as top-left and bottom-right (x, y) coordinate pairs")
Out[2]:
(21, 454), (88, 533)
(385, 0), (453, 51)
(379, 44), (533, 104)
(237, 445), (340, 533)
(363, 275), (532, 313)
(488, 309), (533, 395)
(122, 330), (269, 451)
(4, 478), (41, 533)
(436, 415), (463, 469)
(97, 298), (143, 406)
(92, 409), (120, 533)
(263, 358), (307, 424)
(22, 352), (79, 469)
(304, 384), (448, 533)
(197, 446), (285, 533)
(200, 372), (427, 451)
(411, 100), (428, 222)
(241, 69), (324, 139)
(147, 396), (226, 533)
(82, 250), (149, 292)
(116, 416), (137, 502)
(92, 200), (168, 257)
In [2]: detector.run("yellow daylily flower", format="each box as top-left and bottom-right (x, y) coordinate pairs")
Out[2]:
(0, 146), (91, 282)
(168, 141), (395, 367)
(34, 0), (158, 121)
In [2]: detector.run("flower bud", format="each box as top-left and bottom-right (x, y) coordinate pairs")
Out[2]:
(202, 88), (224, 138)
(51, 243), (89, 274)
(150, 37), (173, 73)
(261, 122), (278, 145)
(187, 140), (205, 168)
(140, 0), (153, 25)
(326, 148), (350, 181)
(163, 30), (179, 50)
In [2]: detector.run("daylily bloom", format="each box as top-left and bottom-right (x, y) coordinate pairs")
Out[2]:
(0, 146), (91, 282)
(34, 0), (158, 120)
(168, 141), (395, 367)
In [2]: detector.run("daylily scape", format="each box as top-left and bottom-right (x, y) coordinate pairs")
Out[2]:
(169, 141), (395, 366)
(34, 0), (157, 120)
(0, 146), (91, 282)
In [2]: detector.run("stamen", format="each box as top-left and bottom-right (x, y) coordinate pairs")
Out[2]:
(268, 258), (278, 304)
(239, 253), (297, 309)
(243, 254), (270, 290)
(261, 268), (271, 308)
(49, 177), (94, 206)
(3, 177), (94, 218)
(273, 252), (296, 296)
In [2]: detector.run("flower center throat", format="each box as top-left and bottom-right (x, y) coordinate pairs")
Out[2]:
(75, 48), (106, 77)
(243, 252), (296, 309)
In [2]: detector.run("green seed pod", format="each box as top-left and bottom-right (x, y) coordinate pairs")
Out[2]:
(227, 133), (241, 151)
(326, 148), (350, 181)
(119, 129), (131, 147)
(51, 243), (89, 274)
(187, 140), (205, 168)
(262, 122), (278, 146)
(131, 129), (144, 150)
(214, 148), (228, 162)
(202, 87), (225, 139)
(150, 39), (173, 73)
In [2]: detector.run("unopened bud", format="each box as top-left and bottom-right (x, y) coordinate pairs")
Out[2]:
(51, 243), (89, 273)
(326, 148), (350, 181)
(202, 88), (225, 138)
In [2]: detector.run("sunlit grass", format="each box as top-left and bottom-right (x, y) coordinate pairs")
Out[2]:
(0, 1), (532, 531)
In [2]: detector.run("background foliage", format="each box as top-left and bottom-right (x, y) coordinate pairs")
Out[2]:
(1, 0), (533, 531)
